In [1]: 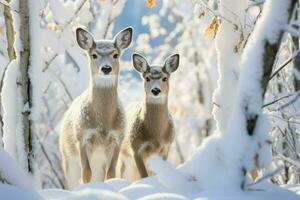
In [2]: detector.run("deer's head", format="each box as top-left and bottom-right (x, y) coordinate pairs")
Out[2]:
(132, 53), (179, 104)
(76, 27), (133, 87)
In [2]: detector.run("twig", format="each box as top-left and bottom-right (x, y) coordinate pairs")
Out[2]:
(0, 0), (9, 6)
(247, 166), (284, 187)
(198, 1), (240, 31)
(269, 49), (300, 81)
(277, 126), (298, 155)
(277, 154), (300, 168)
(42, 54), (58, 72)
(47, 68), (73, 102)
(36, 135), (64, 189)
(262, 92), (300, 108)
(43, 0), (89, 72)
(277, 91), (300, 110)
(0, 0), (19, 13)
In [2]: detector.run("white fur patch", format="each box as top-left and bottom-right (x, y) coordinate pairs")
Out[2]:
(82, 128), (99, 146)
(147, 95), (166, 104)
(94, 75), (117, 88)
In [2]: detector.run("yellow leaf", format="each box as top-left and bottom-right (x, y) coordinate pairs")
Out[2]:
(0, 26), (4, 36)
(235, 33), (244, 52)
(204, 18), (220, 38)
(146, 0), (157, 8)
(47, 23), (58, 31)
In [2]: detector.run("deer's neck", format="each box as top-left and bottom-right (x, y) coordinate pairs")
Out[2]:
(142, 97), (169, 135)
(89, 83), (118, 112)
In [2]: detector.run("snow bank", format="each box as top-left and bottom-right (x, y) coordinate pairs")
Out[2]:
(0, 185), (42, 200)
(212, 0), (247, 133)
(0, 177), (298, 200)
(1, 59), (28, 170)
(0, 148), (33, 188)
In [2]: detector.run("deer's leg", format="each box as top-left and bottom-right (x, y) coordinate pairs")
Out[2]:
(79, 144), (91, 183)
(66, 156), (81, 190)
(107, 143), (120, 179)
(61, 153), (69, 189)
(162, 144), (171, 160)
(134, 152), (148, 178)
(89, 145), (106, 182)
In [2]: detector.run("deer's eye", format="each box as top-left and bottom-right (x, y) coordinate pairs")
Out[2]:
(146, 77), (150, 82)
(92, 54), (98, 59)
(162, 77), (168, 82)
(113, 53), (119, 59)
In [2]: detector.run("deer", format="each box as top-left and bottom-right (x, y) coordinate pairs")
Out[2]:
(59, 26), (133, 190)
(117, 53), (180, 181)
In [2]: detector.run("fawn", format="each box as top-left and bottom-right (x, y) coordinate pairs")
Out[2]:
(117, 53), (180, 181)
(59, 27), (133, 189)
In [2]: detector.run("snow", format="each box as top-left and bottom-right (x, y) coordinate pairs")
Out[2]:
(0, 148), (33, 188)
(1, 59), (28, 170)
(212, 0), (247, 133)
(0, 185), (42, 200)
(1, 60), (19, 161)
(0, 178), (298, 200)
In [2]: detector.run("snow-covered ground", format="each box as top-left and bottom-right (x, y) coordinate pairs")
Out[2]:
(1, 177), (300, 200)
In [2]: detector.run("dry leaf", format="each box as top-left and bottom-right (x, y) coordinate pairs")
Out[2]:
(47, 23), (58, 31)
(146, 0), (157, 8)
(0, 26), (4, 36)
(235, 33), (244, 52)
(198, 11), (205, 19)
(204, 17), (220, 38)
(171, 105), (186, 117)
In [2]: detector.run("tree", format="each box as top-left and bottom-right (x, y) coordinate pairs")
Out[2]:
(176, 0), (298, 190)
(1, 0), (36, 174)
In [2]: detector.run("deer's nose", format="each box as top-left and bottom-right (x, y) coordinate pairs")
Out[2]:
(151, 88), (161, 96)
(101, 65), (112, 75)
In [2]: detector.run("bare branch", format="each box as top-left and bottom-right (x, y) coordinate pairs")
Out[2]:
(275, 92), (300, 110)
(48, 69), (73, 102)
(262, 92), (300, 108)
(277, 154), (300, 168)
(198, 1), (241, 31)
(247, 166), (284, 188)
(36, 134), (64, 189)
(269, 49), (300, 81)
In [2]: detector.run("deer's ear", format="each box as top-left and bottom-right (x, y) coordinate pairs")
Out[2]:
(76, 28), (95, 50)
(163, 54), (179, 73)
(114, 27), (133, 50)
(132, 53), (149, 73)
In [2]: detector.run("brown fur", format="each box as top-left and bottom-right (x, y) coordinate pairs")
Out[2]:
(118, 101), (174, 181)
(118, 53), (179, 181)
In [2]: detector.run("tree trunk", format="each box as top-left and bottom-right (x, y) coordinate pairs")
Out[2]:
(4, 0), (16, 61)
(293, 1), (300, 90)
(19, 0), (33, 173)
(212, 0), (247, 133)
(0, 0), (16, 148)
(239, 0), (297, 188)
